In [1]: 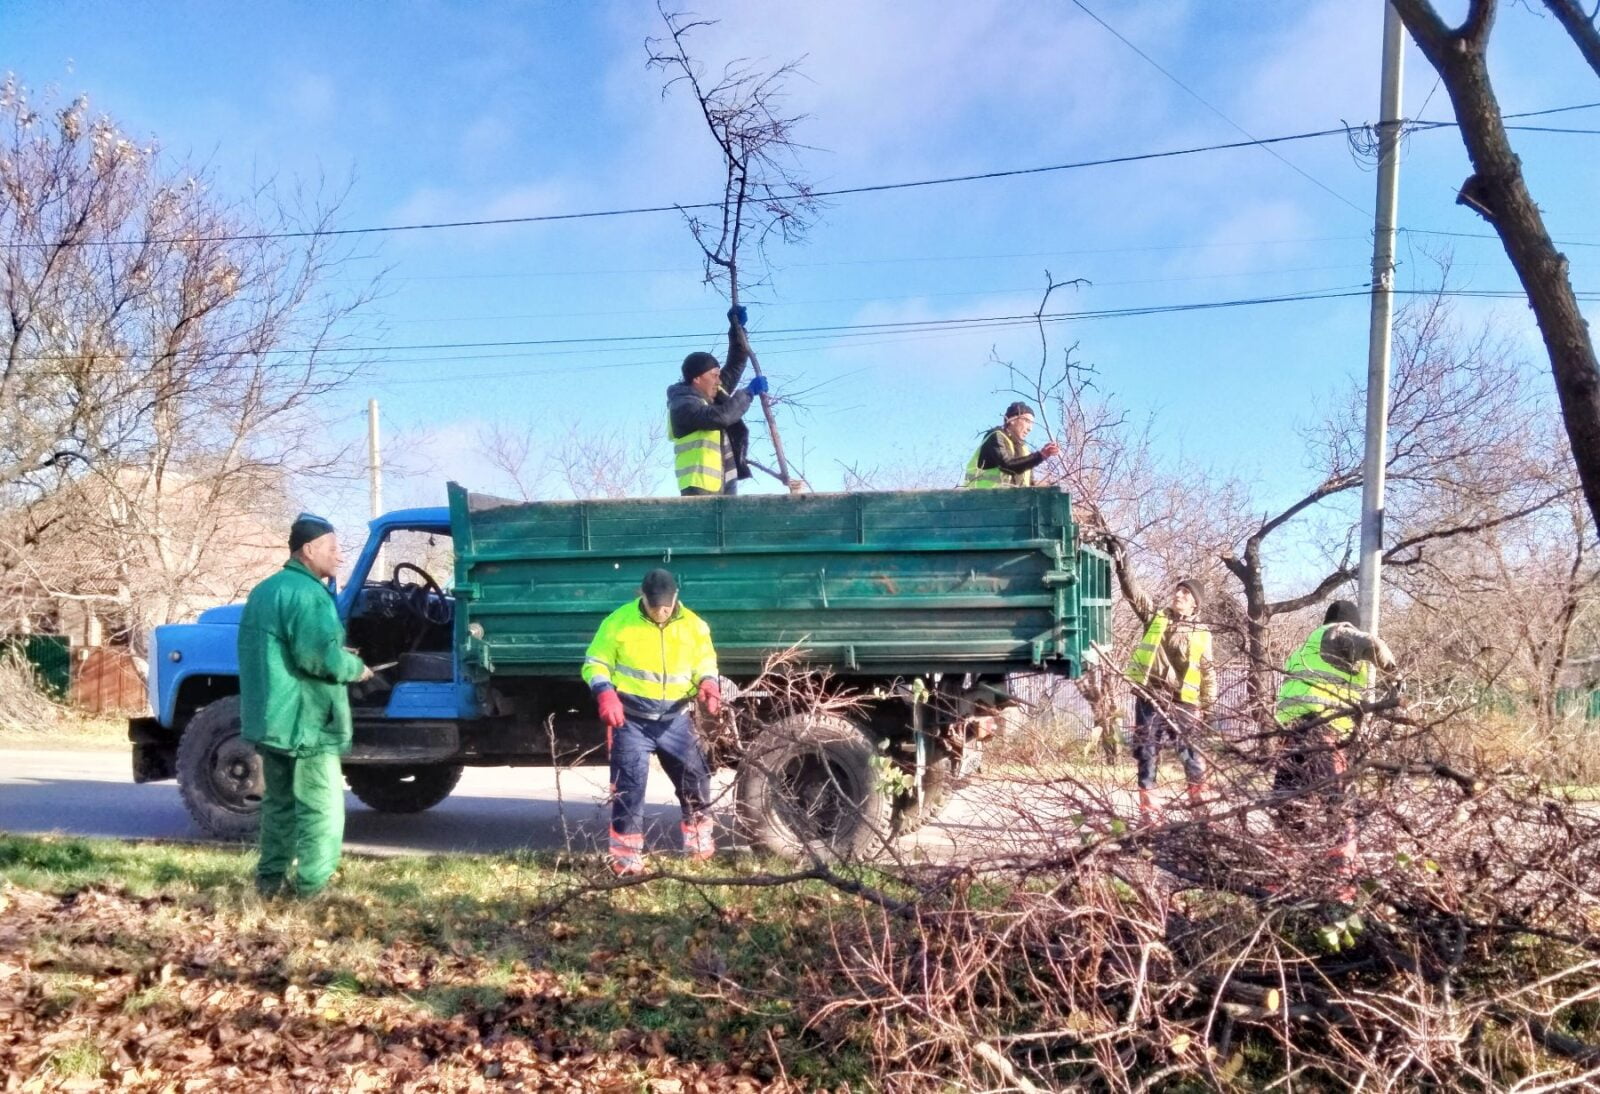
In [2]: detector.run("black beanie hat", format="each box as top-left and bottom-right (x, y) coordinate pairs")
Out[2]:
(1004, 401), (1035, 421)
(681, 352), (720, 383)
(1174, 576), (1206, 609)
(1324, 599), (1359, 626)
(289, 512), (335, 552)
(641, 568), (678, 607)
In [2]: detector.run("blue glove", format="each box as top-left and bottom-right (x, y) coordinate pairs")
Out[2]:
(727, 304), (748, 328)
(747, 374), (769, 397)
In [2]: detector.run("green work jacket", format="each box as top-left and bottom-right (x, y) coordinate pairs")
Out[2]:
(237, 558), (366, 756)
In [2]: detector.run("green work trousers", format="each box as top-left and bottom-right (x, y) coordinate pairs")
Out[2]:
(255, 747), (345, 897)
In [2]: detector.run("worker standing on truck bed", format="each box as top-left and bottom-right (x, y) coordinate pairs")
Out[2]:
(1120, 568), (1216, 822)
(667, 306), (770, 496)
(582, 568), (721, 875)
(961, 401), (1060, 488)
(1274, 599), (1397, 896)
(238, 513), (373, 897)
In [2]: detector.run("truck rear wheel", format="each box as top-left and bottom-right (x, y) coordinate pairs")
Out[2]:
(345, 765), (463, 813)
(736, 713), (892, 861)
(176, 696), (261, 841)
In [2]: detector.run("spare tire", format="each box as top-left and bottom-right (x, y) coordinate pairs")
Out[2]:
(175, 696), (261, 840)
(345, 765), (463, 813)
(736, 713), (892, 862)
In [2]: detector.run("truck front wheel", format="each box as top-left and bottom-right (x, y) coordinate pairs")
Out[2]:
(345, 765), (464, 813)
(736, 713), (892, 862)
(176, 696), (261, 841)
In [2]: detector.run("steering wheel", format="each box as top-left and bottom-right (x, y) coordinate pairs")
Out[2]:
(389, 562), (450, 626)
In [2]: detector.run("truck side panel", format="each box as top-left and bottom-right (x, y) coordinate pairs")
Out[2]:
(451, 485), (1111, 679)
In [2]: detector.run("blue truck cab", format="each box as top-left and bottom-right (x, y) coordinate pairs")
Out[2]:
(130, 507), (518, 838)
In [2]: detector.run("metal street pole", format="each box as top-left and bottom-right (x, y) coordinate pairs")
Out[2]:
(367, 398), (383, 519)
(1356, 1), (1405, 635)
(368, 399), (385, 576)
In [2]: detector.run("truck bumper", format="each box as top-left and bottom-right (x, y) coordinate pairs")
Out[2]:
(129, 716), (178, 783)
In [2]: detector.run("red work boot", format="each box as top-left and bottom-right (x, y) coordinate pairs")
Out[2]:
(682, 815), (716, 862)
(1184, 781), (1210, 811)
(609, 828), (645, 877)
(1136, 787), (1160, 826)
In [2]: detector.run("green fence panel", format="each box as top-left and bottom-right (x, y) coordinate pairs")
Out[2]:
(0, 634), (71, 698)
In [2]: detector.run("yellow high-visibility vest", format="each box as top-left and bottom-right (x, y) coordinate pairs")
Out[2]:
(669, 411), (723, 495)
(962, 429), (1031, 489)
(1126, 611), (1209, 705)
(1275, 624), (1367, 735)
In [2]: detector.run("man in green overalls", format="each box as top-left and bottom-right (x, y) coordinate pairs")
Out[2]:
(238, 513), (372, 897)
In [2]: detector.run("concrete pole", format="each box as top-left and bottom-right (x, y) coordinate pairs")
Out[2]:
(367, 398), (383, 519)
(1356, 2), (1405, 636)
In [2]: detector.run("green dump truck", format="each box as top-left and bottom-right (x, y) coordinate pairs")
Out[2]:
(139, 483), (1111, 856)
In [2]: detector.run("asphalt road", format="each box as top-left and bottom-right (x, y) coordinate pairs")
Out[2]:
(0, 748), (991, 860)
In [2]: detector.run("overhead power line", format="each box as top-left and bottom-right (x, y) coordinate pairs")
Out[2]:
(15, 283), (1595, 372)
(1066, 0), (1368, 218)
(6, 102), (1592, 252)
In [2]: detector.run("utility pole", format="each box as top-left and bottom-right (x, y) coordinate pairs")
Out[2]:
(367, 398), (383, 519)
(1356, 1), (1405, 636)
(368, 399), (384, 576)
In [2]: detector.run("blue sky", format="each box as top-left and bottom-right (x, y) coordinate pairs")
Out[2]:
(6, 1), (1597, 549)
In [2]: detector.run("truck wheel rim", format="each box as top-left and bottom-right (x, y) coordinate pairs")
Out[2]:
(207, 735), (262, 813)
(775, 752), (860, 848)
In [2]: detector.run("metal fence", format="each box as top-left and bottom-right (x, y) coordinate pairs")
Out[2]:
(0, 634), (71, 698)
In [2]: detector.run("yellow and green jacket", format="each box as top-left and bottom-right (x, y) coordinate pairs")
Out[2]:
(582, 599), (719, 722)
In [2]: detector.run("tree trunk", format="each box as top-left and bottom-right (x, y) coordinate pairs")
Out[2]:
(1392, 0), (1600, 533)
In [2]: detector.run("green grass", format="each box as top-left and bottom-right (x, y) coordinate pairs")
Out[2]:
(0, 832), (877, 1087)
(44, 1037), (106, 1079)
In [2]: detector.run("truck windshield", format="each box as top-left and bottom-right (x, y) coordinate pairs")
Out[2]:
(372, 529), (455, 591)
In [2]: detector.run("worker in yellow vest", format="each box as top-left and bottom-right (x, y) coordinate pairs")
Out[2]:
(582, 569), (722, 876)
(1273, 599), (1396, 893)
(961, 402), (1060, 488)
(1123, 575), (1215, 821)
(667, 306), (769, 496)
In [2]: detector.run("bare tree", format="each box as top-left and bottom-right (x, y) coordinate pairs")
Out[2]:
(475, 418), (667, 501)
(1389, 0), (1600, 533)
(647, 5), (821, 488)
(0, 80), (375, 650)
(1214, 284), (1574, 702)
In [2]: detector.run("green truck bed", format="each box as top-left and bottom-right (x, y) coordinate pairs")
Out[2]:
(449, 483), (1111, 679)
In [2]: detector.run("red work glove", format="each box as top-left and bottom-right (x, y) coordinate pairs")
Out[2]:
(596, 688), (625, 729)
(697, 678), (721, 717)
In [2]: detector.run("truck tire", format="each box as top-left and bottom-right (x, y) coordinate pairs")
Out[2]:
(175, 696), (261, 841)
(345, 765), (464, 813)
(736, 713), (892, 862)
(890, 750), (957, 837)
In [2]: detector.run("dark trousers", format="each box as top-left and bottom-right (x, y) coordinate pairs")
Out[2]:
(1271, 718), (1357, 869)
(1132, 695), (1205, 790)
(609, 711), (711, 837)
(681, 481), (738, 496)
